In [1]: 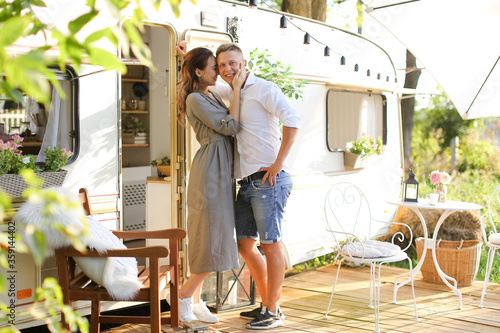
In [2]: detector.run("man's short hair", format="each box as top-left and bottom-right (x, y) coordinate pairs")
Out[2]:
(216, 43), (244, 59)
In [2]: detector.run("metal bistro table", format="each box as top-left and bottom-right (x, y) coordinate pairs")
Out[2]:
(387, 199), (482, 309)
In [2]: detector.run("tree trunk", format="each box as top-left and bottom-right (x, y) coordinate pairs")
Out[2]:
(282, 0), (311, 18)
(282, 0), (327, 22)
(401, 50), (421, 170)
(311, 0), (326, 22)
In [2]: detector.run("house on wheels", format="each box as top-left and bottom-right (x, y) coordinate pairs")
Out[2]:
(0, 0), (405, 329)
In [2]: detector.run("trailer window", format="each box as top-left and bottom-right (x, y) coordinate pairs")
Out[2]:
(0, 66), (78, 164)
(326, 90), (386, 151)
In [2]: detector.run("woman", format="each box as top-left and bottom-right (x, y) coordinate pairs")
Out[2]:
(175, 47), (245, 324)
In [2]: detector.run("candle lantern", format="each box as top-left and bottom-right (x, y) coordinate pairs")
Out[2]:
(404, 165), (419, 202)
(203, 257), (256, 313)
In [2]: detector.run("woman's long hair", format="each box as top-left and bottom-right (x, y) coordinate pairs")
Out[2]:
(176, 47), (215, 126)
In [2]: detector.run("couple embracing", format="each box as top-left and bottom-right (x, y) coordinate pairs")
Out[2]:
(175, 42), (300, 330)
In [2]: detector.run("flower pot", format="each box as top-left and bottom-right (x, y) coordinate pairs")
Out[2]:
(344, 151), (383, 169)
(156, 165), (170, 177)
(0, 170), (68, 198)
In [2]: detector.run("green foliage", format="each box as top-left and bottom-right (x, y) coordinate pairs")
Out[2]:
(0, 0), (195, 108)
(151, 156), (170, 167)
(346, 134), (384, 156)
(123, 115), (147, 136)
(248, 48), (309, 100)
(43, 147), (73, 172)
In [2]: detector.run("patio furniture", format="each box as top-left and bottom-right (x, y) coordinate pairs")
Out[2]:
(388, 198), (482, 309)
(479, 185), (500, 308)
(323, 182), (419, 333)
(55, 188), (186, 333)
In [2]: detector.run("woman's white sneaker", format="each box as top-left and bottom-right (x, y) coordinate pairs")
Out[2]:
(179, 297), (198, 323)
(193, 301), (219, 323)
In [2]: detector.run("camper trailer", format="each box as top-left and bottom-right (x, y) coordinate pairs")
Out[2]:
(0, 0), (404, 328)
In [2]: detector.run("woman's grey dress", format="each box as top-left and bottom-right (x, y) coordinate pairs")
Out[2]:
(185, 91), (240, 274)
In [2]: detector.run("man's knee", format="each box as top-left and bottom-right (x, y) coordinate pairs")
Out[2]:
(238, 239), (258, 257)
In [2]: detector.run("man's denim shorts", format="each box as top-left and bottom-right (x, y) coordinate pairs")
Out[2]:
(235, 171), (293, 244)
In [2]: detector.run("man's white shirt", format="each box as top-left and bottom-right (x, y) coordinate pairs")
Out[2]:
(214, 73), (301, 179)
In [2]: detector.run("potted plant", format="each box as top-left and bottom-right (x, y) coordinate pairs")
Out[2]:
(0, 135), (73, 197)
(122, 115), (148, 144)
(344, 133), (385, 169)
(151, 156), (170, 177)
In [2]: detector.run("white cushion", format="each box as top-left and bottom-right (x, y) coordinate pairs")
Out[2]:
(341, 240), (401, 258)
(489, 233), (500, 245)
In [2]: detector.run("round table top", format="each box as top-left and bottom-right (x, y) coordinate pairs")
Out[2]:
(386, 198), (482, 211)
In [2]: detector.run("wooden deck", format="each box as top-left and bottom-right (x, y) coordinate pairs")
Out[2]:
(104, 264), (500, 332)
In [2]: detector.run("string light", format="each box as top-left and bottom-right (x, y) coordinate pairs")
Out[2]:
(324, 46), (330, 57)
(248, 0), (258, 8)
(386, 76), (390, 82)
(303, 33), (310, 51)
(280, 15), (287, 29)
(252, 0), (394, 80)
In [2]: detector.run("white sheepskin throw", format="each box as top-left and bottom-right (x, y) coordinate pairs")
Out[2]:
(15, 187), (141, 301)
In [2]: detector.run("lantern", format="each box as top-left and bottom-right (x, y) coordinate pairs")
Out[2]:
(404, 165), (419, 202)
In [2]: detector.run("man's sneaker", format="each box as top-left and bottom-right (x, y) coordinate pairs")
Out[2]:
(240, 304), (285, 320)
(193, 301), (219, 323)
(240, 303), (264, 319)
(246, 308), (283, 330)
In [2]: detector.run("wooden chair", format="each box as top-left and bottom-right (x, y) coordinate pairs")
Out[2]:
(322, 183), (419, 333)
(55, 188), (186, 333)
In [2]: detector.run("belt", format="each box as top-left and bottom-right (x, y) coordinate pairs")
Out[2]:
(199, 133), (227, 146)
(239, 170), (284, 184)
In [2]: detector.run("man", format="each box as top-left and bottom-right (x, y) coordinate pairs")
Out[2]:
(177, 41), (300, 330)
(214, 43), (300, 330)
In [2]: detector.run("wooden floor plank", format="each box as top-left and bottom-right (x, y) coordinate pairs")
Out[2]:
(101, 265), (500, 333)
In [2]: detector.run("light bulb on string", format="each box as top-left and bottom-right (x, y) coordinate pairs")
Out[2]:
(367, 69), (371, 77)
(386, 76), (390, 82)
(279, 15), (287, 36)
(303, 32), (310, 52)
(248, 0), (258, 9)
(377, 73), (381, 80)
(324, 46), (331, 62)
(340, 56), (346, 66)
(354, 64), (359, 72)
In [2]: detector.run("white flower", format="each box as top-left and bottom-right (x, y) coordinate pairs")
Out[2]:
(440, 172), (451, 184)
(22, 157), (30, 164)
(346, 142), (353, 150)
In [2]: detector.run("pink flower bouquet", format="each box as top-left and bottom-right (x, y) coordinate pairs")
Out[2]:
(430, 170), (451, 186)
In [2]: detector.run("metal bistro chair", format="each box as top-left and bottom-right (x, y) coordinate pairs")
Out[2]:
(323, 183), (419, 333)
(479, 185), (500, 308)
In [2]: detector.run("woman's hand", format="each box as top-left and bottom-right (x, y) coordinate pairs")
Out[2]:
(232, 63), (247, 90)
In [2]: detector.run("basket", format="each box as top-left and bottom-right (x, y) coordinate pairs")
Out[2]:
(0, 170), (68, 198)
(416, 237), (482, 287)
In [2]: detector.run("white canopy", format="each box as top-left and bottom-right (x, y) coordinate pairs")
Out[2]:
(367, 0), (500, 119)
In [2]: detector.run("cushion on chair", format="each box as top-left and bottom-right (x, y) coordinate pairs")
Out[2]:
(15, 188), (141, 301)
(341, 240), (401, 258)
(489, 233), (500, 245)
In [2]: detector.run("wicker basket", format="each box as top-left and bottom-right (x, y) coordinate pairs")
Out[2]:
(416, 237), (482, 287)
(0, 170), (68, 198)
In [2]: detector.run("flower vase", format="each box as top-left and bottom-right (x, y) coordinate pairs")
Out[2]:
(435, 183), (447, 202)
